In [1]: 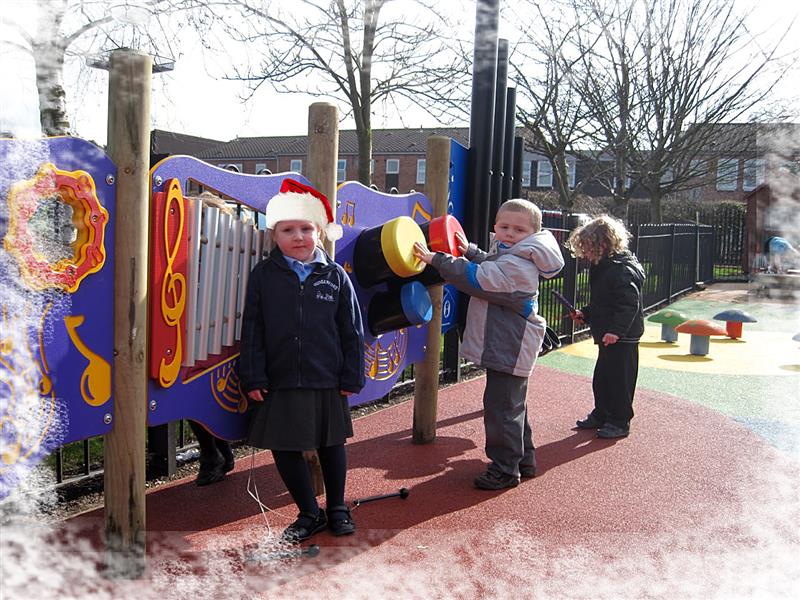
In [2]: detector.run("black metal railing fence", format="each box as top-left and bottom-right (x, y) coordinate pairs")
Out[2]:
(47, 209), (742, 490)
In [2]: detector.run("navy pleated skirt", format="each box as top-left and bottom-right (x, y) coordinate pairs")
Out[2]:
(246, 388), (353, 451)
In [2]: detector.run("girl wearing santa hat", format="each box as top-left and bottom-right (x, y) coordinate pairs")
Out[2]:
(239, 179), (365, 543)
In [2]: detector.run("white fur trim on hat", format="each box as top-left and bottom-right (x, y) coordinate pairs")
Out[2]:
(265, 191), (343, 241)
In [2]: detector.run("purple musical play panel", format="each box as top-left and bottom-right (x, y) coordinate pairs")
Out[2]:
(0, 137), (116, 497)
(146, 155), (439, 441)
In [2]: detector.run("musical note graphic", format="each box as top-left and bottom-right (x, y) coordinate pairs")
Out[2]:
(340, 201), (356, 226)
(411, 202), (432, 223)
(211, 361), (247, 413)
(364, 330), (408, 381)
(64, 315), (111, 407)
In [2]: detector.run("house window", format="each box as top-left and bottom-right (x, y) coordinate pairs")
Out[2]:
(537, 160), (552, 188)
(521, 161), (532, 187)
(660, 169), (673, 185)
(290, 159), (303, 174)
(716, 158), (738, 191)
(386, 159), (400, 174)
(370, 160), (375, 175)
(416, 159), (426, 185)
(742, 159), (765, 191)
(612, 175), (632, 190)
(337, 159), (347, 182)
(567, 161), (576, 188)
(690, 159), (707, 179)
(255, 163), (267, 174)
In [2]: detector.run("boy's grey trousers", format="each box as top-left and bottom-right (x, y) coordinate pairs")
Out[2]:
(483, 368), (535, 477)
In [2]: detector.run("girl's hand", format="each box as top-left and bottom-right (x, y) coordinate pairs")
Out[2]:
(248, 389), (266, 402)
(455, 232), (469, 255)
(413, 241), (435, 265)
(602, 333), (619, 346)
(570, 309), (585, 324)
(340, 390), (353, 397)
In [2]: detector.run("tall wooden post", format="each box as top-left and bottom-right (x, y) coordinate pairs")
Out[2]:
(305, 102), (340, 492)
(104, 49), (151, 578)
(307, 102), (339, 258)
(413, 136), (450, 444)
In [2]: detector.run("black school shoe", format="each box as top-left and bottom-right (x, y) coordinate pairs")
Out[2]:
(519, 463), (537, 478)
(223, 456), (235, 473)
(196, 463), (226, 486)
(474, 470), (520, 490)
(282, 511), (328, 543)
(576, 414), (604, 429)
(597, 423), (630, 439)
(326, 506), (356, 537)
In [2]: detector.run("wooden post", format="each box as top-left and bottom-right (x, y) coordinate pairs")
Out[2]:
(305, 102), (339, 493)
(307, 102), (339, 258)
(413, 136), (450, 444)
(104, 49), (151, 578)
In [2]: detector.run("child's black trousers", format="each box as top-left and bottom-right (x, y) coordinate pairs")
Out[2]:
(590, 342), (639, 429)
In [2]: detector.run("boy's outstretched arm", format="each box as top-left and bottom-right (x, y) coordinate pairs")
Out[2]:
(413, 242), (538, 318)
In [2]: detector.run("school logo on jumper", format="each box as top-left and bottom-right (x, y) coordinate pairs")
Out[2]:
(316, 291), (335, 303)
(313, 279), (339, 291)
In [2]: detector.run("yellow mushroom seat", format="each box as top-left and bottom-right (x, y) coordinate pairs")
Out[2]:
(674, 319), (728, 356)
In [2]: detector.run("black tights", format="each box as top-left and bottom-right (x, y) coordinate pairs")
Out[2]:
(272, 444), (347, 515)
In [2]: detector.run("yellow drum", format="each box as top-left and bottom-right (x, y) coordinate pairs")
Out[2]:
(354, 216), (426, 287)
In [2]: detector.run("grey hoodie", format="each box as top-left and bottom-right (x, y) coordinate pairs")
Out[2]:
(431, 230), (565, 377)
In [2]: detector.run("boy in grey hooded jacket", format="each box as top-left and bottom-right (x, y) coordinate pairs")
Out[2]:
(415, 200), (564, 489)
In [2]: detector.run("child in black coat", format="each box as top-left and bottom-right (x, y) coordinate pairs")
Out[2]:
(566, 216), (645, 439)
(239, 180), (364, 542)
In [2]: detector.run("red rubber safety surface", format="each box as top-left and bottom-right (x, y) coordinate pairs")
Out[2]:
(52, 366), (799, 599)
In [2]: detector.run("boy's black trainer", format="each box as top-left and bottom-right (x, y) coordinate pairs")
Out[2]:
(597, 423), (630, 439)
(474, 470), (520, 490)
(576, 414), (603, 429)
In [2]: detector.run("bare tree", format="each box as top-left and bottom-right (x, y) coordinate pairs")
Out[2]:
(508, 1), (600, 210)
(574, 0), (795, 221)
(184, 0), (471, 185)
(1, 0), (181, 136)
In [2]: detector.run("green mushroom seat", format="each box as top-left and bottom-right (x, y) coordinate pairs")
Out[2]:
(647, 309), (688, 342)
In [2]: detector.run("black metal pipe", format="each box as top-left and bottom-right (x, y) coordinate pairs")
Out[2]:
(466, 0), (499, 251)
(512, 135), (523, 199)
(501, 86), (517, 202)
(489, 39), (509, 226)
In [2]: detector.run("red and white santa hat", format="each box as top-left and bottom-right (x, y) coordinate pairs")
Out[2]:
(265, 179), (343, 241)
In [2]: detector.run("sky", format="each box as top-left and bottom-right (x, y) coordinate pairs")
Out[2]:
(0, 0), (799, 144)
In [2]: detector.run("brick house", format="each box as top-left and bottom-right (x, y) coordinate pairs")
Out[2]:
(151, 122), (799, 204)
(191, 128), (469, 194)
(152, 127), (611, 198)
(676, 122), (800, 203)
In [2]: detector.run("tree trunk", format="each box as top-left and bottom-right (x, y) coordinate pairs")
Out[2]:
(554, 154), (571, 210)
(356, 126), (372, 186)
(33, 45), (69, 136)
(649, 188), (663, 223)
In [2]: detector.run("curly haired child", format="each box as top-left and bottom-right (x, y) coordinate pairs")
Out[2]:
(566, 215), (645, 439)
